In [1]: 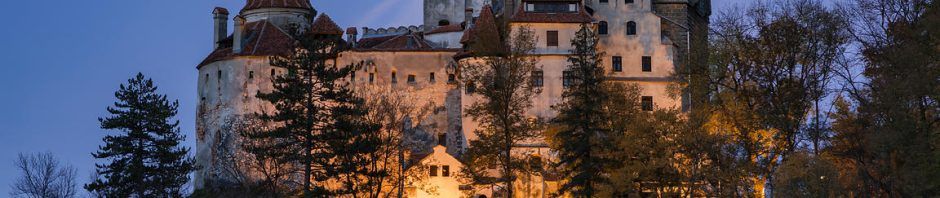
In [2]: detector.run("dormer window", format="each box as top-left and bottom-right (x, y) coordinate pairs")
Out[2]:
(524, 2), (578, 13)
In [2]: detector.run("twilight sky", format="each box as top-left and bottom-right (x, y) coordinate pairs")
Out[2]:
(0, 0), (751, 195)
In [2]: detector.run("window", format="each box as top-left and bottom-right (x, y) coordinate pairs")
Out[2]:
(430, 165), (438, 177)
(598, 21), (608, 35)
(205, 74), (209, 82)
(642, 56), (652, 72)
(563, 70), (574, 87)
(612, 56), (623, 72)
(531, 71), (544, 87)
(369, 73), (375, 84)
(439, 20), (450, 26)
(391, 71), (398, 83)
(407, 74), (416, 84)
(627, 21), (637, 35)
(625, 0), (634, 3)
(350, 71), (355, 82)
(271, 69), (276, 77)
(642, 96), (653, 111)
(600, 0), (609, 3)
(429, 72), (436, 82)
(448, 74), (456, 84)
(249, 71), (254, 79)
(547, 31), (559, 47)
(466, 81), (476, 94)
(218, 70), (222, 80)
(442, 165), (451, 177)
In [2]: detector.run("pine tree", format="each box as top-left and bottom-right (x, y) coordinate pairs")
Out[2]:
(550, 24), (612, 197)
(246, 24), (381, 197)
(86, 73), (195, 197)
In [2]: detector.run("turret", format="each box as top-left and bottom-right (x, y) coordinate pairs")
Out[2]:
(212, 7), (229, 49)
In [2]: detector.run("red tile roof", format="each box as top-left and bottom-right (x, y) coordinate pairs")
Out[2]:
(509, 4), (593, 23)
(198, 20), (296, 68)
(346, 27), (358, 35)
(309, 14), (344, 35)
(461, 5), (498, 44)
(242, 0), (312, 11)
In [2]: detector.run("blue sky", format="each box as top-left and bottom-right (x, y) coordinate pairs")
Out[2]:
(0, 0), (751, 195)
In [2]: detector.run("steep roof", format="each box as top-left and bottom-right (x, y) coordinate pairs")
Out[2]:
(242, 0), (312, 11)
(198, 20), (296, 67)
(309, 14), (344, 35)
(460, 5), (498, 44)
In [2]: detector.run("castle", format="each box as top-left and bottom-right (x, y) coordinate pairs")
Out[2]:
(195, 0), (709, 197)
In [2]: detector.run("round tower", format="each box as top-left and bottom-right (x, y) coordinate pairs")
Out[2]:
(240, 0), (317, 31)
(195, 0), (318, 190)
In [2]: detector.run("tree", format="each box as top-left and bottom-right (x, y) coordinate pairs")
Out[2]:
(86, 73), (195, 197)
(358, 86), (438, 198)
(246, 24), (382, 197)
(826, 0), (940, 196)
(703, 0), (849, 195)
(549, 23), (615, 197)
(10, 152), (78, 198)
(459, 10), (541, 197)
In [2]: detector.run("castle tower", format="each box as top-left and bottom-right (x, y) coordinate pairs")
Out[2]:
(195, 0), (320, 190)
(424, 0), (485, 31)
(241, 0), (316, 32)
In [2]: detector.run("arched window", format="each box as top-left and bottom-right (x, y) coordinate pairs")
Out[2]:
(626, 21), (637, 35)
(598, 21), (608, 35)
(438, 20), (450, 26)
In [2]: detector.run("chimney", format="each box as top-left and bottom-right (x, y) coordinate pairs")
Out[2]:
(233, 16), (245, 54)
(464, 0), (474, 25)
(212, 7), (229, 49)
(346, 27), (358, 48)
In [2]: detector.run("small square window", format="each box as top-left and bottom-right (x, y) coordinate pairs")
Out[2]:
(642, 56), (652, 72)
(547, 31), (559, 47)
(429, 165), (439, 177)
(612, 56), (623, 72)
(563, 70), (574, 87)
(642, 96), (653, 111)
(249, 71), (254, 79)
(466, 81), (476, 94)
(531, 71), (544, 87)
(442, 165), (451, 177)
(448, 74), (456, 84)
(407, 75), (416, 84)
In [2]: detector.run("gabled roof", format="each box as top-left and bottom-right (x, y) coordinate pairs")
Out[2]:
(198, 20), (296, 68)
(309, 14), (344, 35)
(242, 0), (312, 11)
